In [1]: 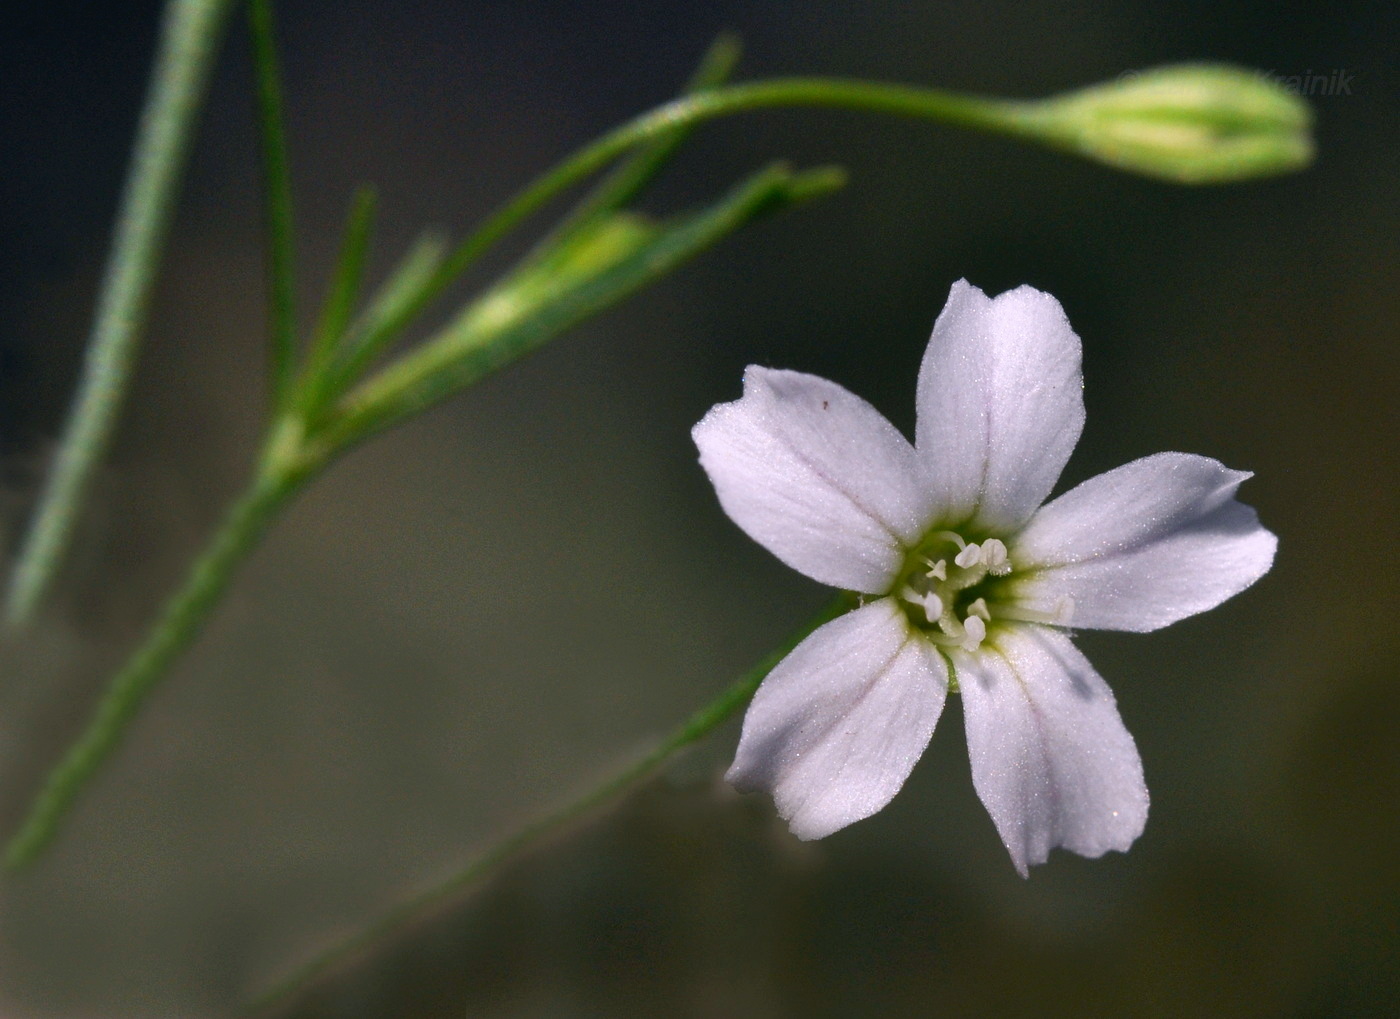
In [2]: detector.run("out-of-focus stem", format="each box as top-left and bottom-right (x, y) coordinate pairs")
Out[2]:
(246, 595), (848, 1015)
(4, 427), (317, 869)
(5, 0), (240, 627)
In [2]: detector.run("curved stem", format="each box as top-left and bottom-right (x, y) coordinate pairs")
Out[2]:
(246, 593), (847, 1014)
(519, 31), (743, 264)
(4, 439), (313, 869)
(449, 77), (1023, 281)
(325, 77), (1027, 399)
(4, 0), (240, 628)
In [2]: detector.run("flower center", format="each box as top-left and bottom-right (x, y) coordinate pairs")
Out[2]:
(894, 530), (1013, 652)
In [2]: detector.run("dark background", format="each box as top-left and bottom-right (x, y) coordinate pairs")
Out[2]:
(1, 1), (1396, 1015)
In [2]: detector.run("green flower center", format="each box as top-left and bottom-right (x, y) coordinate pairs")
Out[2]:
(893, 528), (1076, 650)
(893, 530), (1015, 651)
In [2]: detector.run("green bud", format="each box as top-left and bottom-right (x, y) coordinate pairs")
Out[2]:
(1012, 64), (1314, 184)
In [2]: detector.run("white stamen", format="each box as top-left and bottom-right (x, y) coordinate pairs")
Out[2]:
(900, 530), (1020, 640)
(954, 543), (983, 569)
(901, 587), (944, 624)
(980, 538), (1010, 574)
(923, 593), (945, 624)
(961, 614), (987, 649)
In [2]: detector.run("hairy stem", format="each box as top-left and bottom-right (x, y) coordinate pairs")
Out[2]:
(247, 595), (848, 1014)
(5, 0), (240, 627)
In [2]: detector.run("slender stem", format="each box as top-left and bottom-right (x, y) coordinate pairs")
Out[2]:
(336, 77), (1027, 378)
(454, 77), (1020, 278)
(524, 31), (743, 262)
(247, 0), (298, 411)
(247, 594), (849, 1015)
(4, 0), (240, 628)
(4, 440), (312, 869)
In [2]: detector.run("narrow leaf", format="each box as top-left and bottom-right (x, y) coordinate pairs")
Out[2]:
(307, 229), (451, 414)
(248, 0), (298, 407)
(296, 186), (377, 414)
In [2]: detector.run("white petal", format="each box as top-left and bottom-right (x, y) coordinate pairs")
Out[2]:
(915, 281), (1085, 532)
(694, 366), (934, 593)
(727, 598), (948, 840)
(954, 626), (1148, 876)
(1011, 453), (1277, 632)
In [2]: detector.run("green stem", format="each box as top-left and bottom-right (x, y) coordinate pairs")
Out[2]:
(522, 31), (743, 263)
(4, 0), (240, 628)
(334, 77), (1027, 381)
(4, 436), (313, 869)
(457, 77), (1021, 273)
(246, 594), (849, 1015)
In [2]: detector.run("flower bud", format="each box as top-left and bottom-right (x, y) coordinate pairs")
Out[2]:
(1014, 64), (1314, 183)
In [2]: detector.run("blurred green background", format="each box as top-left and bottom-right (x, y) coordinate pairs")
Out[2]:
(1, 1), (1396, 1015)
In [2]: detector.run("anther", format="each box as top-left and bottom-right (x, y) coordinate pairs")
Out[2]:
(901, 586), (943, 624)
(954, 543), (983, 569)
(961, 614), (987, 649)
(980, 538), (1011, 575)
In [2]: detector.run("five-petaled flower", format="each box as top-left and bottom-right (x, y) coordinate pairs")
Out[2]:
(692, 280), (1276, 875)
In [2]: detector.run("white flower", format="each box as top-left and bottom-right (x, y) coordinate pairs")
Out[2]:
(692, 280), (1276, 875)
